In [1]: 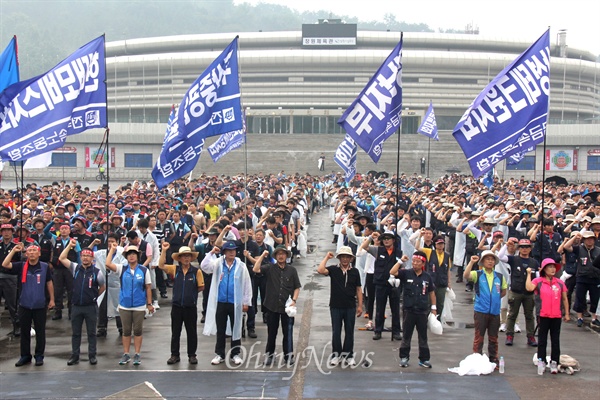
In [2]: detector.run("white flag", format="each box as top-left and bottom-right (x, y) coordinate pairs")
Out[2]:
(24, 152), (52, 169)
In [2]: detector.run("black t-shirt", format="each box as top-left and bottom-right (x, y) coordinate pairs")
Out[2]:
(259, 263), (301, 314)
(326, 265), (361, 309)
(397, 269), (435, 314)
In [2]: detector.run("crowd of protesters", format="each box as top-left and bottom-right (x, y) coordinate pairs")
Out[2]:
(0, 171), (599, 373)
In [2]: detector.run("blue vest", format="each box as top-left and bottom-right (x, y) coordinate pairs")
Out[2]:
(474, 270), (503, 315)
(173, 265), (199, 307)
(73, 266), (100, 306)
(119, 264), (148, 308)
(217, 260), (237, 304)
(20, 262), (49, 310)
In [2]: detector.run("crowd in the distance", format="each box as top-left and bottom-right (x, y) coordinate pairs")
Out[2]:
(0, 171), (598, 373)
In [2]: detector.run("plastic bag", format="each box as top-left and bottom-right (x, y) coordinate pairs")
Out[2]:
(442, 295), (454, 323)
(428, 313), (443, 335)
(559, 272), (571, 282)
(285, 296), (297, 317)
(447, 287), (456, 301)
(297, 229), (307, 258)
(448, 353), (496, 376)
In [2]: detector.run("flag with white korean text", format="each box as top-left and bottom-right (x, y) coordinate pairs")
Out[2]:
(417, 101), (438, 141)
(452, 30), (550, 178)
(334, 134), (358, 182)
(338, 36), (402, 163)
(0, 36), (107, 162)
(208, 128), (245, 163)
(152, 37), (242, 188)
(507, 146), (535, 165)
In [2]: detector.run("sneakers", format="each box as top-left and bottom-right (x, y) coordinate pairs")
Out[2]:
(133, 353), (141, 366)
(15, 356), (32, 367)
(152, 300), (160, 310)
(329, 356), (340, 366)
(550, 360), (558, 374)
(499, 323), (507, 332)
(89, 356), (97, 365)
(345, 357), (357, 367)
(527, 335), (538, 347)
(591, 319), (600, 328)
(67, 355), (79, 366)
(372, 332), (382, 340)
(514, 323), (521, 333)
(248, 329), (257, 338)
(231, 355), (243, 365)
(189, 356), (198, 364)
(34, 356), (44, 366)
(118, 353), (131, 365)
(400, 357), (409, 368)
(167, 355), (180, 365)
(505, 335), (514, 346)
(211, 355), (224, 365)
(419, 360), (432, 369)
(264, 355), (274, 366)
(577, 318), (584, 327)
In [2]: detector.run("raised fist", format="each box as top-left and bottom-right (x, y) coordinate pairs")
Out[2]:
(326, 251), (334, 259)
(471, 255), (480, 263)
(162, 242), (170, 250)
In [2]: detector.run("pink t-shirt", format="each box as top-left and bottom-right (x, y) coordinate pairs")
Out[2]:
(532, 277), (566, 318)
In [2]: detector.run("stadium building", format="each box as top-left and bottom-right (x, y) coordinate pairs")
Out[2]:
(7, 22), (599, 182)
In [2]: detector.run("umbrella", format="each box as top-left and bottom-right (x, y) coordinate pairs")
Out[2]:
(366, 170), (378, 177)
(545, 175), (568, 186)
(376, 171), (390, 178)
(583, 191), (600, 202)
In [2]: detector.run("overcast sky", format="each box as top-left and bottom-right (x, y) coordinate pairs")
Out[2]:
(237, 0), (600, 55)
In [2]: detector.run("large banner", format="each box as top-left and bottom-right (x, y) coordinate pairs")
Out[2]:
(452, 30), (550, 178)
(152, 38), (242, 188)
(334, 134), (357, 182)
(545, 149), (578, 171)
(338, 37), (403, 163)
(0, 36), (107, 163)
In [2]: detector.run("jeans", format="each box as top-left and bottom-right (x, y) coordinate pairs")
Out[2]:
(171, 304), (198, 357)
(19, 307), (47, 359)
(374, 284), (401, 334)
(252, 274), (267, 321)
(537, 317), (561, 363)
(71, 304), (98, 357)
(573, 280), (600, 315)
(215, 302), (240, 358)
(330, 307), (356, 358)
(265, 309), (294, 359)
(399, 312), (429, 361)
(364, 274), (375, 319)
(473, 311), (500, 363)
(506, 291), (535, 335)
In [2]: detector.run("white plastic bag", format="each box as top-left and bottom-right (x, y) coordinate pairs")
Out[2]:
(447, 287), (456, 301)
(297, 229), (307, 258)
(285, 296), (297, 317)
(442, 295), (454, 323)
(448, 353), (496, 376)
(428, 313), (443, 335)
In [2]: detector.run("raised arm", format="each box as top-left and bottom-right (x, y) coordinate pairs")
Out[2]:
(317, 252), (334, 275)
(253, 250), (269, 274)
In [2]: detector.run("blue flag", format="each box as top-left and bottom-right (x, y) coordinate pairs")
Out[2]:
(452, 30), (550, 178)
(482, 168), (495, 189)
(152, 37), (242, 188)
(208, 128), (245, 163)
(0, 36), (106, 163)
(507, 146), (535, 165)
(334, 134), (357, 183)
(417, 101), (438, 141)
(338, 37), (403, 163)
(0, 36), (19, 93)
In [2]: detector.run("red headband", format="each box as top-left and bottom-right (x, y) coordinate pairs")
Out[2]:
(412, 255), (427, 263)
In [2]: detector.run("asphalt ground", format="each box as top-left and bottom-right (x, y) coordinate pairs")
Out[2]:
(0, 208), (599, 400)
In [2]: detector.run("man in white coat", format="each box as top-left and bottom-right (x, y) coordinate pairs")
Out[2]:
(201, 240), (252, 366)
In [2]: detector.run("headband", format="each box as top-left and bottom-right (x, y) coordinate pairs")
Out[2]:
(412, 255), (427, 263)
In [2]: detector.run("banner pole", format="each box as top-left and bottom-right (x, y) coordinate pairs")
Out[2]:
(394, 31), (404, 242)
(427, 137), (431, 179)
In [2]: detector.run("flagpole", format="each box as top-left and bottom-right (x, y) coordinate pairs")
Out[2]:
(103, 34), (110, 218)
(427, 137), (431, 179)
(394, 32), (404, 242)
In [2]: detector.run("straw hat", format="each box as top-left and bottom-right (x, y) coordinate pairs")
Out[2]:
(172, 246), (199, 262)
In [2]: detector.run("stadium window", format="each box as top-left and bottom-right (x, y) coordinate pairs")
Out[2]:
(124, 153), (153, 168)
(50, 153), (77, 167)
(588, 156), (600, 170)
(506, 156), (535, 170)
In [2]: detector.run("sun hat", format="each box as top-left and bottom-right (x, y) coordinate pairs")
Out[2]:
(172, 246), (199, 261)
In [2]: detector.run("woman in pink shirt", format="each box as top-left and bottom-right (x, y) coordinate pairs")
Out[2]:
(525, 258), (569, 374)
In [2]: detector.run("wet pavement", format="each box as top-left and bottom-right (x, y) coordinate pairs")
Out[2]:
(1, 208), (599, 399)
